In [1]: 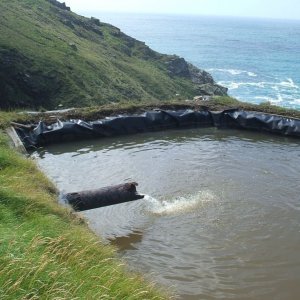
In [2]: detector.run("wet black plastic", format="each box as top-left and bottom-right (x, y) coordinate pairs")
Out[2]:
(16, 109), (300, 149)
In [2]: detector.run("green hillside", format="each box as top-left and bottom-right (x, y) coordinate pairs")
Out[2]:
(0, 0), (227, 110)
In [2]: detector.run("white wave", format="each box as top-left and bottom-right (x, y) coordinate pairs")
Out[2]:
(211, 68), (299, 91)
(279, 78), (299, 89)
(144, 191), (215, 216)
(219, 79), (300, 92)
(248, 72), (257, 77)
(208, 68), (257, 77)
(293, 99), (300, 104)
(218, 81), (266, 89)
(218, 82), (240, 90)
(289, 99), (300, 109)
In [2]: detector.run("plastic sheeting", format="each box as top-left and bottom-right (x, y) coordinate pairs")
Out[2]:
(16, 109), (300, 149)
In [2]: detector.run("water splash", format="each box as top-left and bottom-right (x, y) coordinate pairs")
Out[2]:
(144, 191), (215, 216)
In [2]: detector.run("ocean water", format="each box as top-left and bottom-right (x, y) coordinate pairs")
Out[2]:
(97, 13), (300, 110)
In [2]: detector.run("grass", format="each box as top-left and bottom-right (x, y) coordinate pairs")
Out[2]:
(1, 97), (298, 129)
(0, 0), (199, 110)
(204, 96), (300, 117)
(0, 132), (169, 299)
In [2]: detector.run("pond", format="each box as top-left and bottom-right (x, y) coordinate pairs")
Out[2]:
(32, 128), (300, 300)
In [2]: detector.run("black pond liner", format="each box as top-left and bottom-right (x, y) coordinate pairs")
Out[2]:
(16, 109), (300, 149)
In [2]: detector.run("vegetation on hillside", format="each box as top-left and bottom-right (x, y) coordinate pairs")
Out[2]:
(0, 132), (168, 299)
(0, 0), (226, 110)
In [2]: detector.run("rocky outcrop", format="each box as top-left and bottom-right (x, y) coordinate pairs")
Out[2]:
(90, 17), (101, 26)
(56, 10), (103, 37)
(46, 0), (70, 11)
(68, 43), (77, 51)
(188, 64), (214, 85)
(197, 83), (228, 96)
(166, 57), (190, 77)
(166, 56), (228, 96)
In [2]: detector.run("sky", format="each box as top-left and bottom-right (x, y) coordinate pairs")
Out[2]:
(64, 0), (300, 20)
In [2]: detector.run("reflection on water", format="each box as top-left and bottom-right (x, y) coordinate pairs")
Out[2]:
(33, 128), (300, 300)
(109, 230), (143, 251)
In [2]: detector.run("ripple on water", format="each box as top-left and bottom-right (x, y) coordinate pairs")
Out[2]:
(34, 128), (300, 300)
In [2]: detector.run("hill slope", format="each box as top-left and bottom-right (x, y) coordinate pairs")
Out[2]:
(0, 0), (227, 109)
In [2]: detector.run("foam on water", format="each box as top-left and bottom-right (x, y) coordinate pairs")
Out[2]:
(219, 81), (268, 90)
(219, 79), (300, 90)
(208, 68), (257, 77)
(217, 77), (300, 109)
(280, 78), (299, 88)
(144, 191), (215, 216)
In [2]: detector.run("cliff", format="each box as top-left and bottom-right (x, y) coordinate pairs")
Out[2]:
(0, 0), (227, 109)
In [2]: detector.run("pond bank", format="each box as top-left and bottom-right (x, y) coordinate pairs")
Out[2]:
(0, 132), (168, 299)
(0, 97), (299, 298)
(1, 97), (300, 129)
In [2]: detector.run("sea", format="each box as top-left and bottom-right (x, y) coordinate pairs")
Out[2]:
(96, 13), (300, 110)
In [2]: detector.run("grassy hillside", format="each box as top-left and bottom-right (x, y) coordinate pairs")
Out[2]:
(0, 131), (168, 299)
(0, 0), (226, 110)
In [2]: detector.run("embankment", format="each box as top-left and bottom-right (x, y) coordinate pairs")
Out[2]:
(0, 131), (167, 299)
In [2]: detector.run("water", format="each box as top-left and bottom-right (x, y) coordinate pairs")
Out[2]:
(97, 13), (300, 109)
(33, 128), (300, 299)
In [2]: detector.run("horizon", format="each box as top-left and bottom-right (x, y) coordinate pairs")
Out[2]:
(64, 0), (300, 21)
(96, 11), (300, 23)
